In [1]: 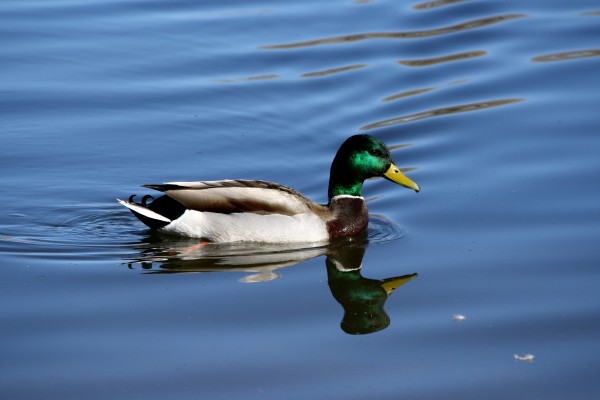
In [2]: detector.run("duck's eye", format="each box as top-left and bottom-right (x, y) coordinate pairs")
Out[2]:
(368, 149), (383, 157)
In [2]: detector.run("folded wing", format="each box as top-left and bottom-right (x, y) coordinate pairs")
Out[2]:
(144, 179), (327, 216)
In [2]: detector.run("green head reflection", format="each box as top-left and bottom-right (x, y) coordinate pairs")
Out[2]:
(326, 246), (417, 335)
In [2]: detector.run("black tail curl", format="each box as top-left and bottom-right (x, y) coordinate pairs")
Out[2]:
(128, 194), (155, 207)
(141, 195), (154, 206)
(125, 193), (187, 230)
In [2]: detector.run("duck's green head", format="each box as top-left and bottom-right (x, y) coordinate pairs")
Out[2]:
(328, 134), (420, 198)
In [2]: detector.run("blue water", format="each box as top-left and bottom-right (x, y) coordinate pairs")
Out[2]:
(2, 0), (600, 399)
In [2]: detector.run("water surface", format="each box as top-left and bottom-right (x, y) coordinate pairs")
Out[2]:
(1, 0), (600, 399)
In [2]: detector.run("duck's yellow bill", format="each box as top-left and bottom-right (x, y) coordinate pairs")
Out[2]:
(381, 273), (418, 295)
(384, 163), (420, 192)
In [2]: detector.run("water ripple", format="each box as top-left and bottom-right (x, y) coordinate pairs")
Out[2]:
(360, 98), (524, 130)
(0, 201), (406, 264)
(214, 74), (280, 84)
(531, 49), (600, 63)
(301, 63), (368, 78)
(0, 204), (137, 259)
(382, 80), (467, 102)
(260, 14), (526, 49)
(413, 0), (466, 10)
(398, 50), (487, 67)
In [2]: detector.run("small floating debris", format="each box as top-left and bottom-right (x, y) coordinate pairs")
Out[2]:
(452, 314), (466, 321)
(513, 353), (535, 362)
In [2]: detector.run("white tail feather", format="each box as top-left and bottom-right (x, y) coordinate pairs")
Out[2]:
(117, 199), (171, 223)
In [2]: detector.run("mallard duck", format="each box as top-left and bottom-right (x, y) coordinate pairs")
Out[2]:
(118, 134), (419, 243)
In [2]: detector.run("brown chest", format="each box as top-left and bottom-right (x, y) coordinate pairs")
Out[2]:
(326, 196), (368, 238)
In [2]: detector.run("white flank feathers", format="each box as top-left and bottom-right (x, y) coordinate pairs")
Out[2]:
(161, 209), (329, 243)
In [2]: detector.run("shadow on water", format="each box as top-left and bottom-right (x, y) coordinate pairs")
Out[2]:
(126, 221), (417, 335)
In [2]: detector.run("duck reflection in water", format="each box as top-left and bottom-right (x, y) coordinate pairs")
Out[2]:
(128, 233), (417, 335)
(326, 245), (417, 335)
